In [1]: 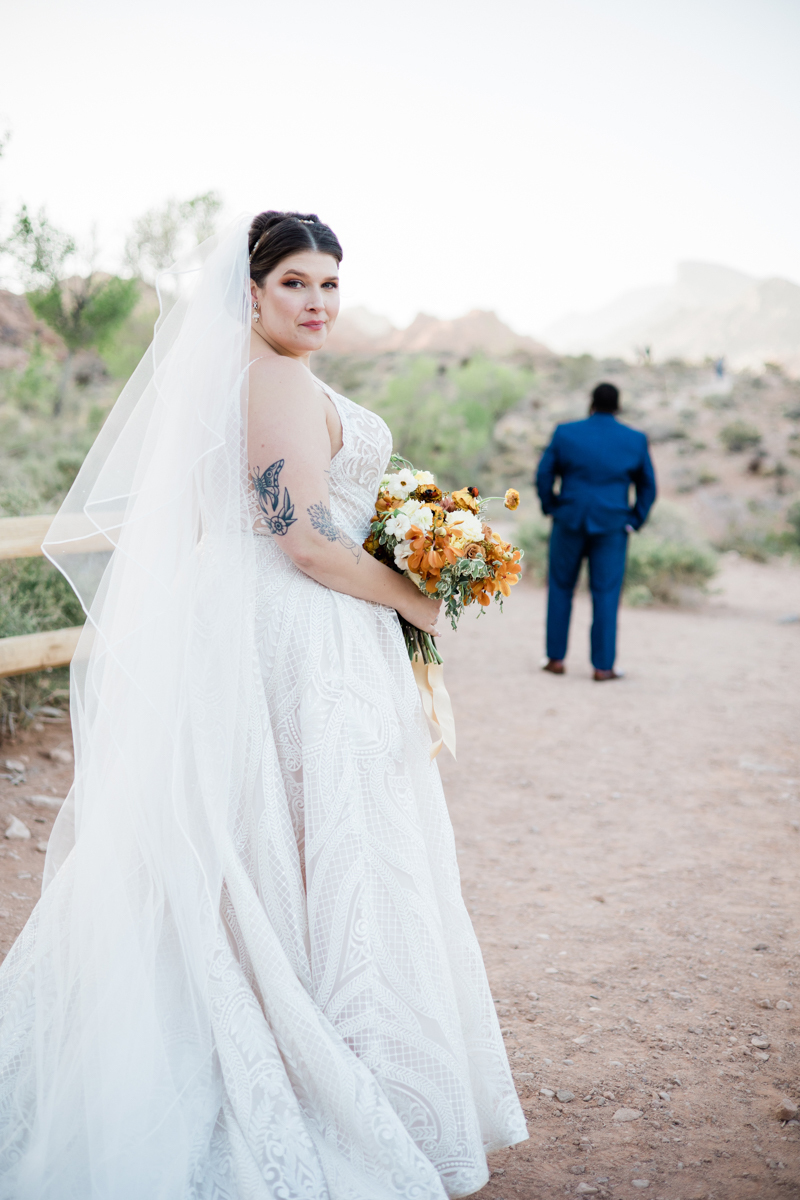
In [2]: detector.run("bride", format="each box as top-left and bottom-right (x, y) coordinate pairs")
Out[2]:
(0, 211), (527, 1198)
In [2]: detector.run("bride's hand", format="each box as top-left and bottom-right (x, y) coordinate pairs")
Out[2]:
(397, 585), (443, 638)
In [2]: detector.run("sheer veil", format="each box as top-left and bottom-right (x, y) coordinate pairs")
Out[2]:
(0, 216), (261, 1194)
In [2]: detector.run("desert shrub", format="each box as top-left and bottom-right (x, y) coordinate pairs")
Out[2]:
(624, 503), (717, 605)
(625, 536), (717, 604)
(0, 669), (71, 740)
(719, 421), (762, 453)
(515, 517), (550, 584)
(787, 501), (800, 545)
(0, 558), (82, 738)
(4, 340), (60, 414)
(0, 557), (84, 640)
(703, 392), (736, 410)
(516, 504), (718, 603)
(374, 356), (533, 489)
(713, 499), (800, 560)
(697, 468), (720, 485)
(97, 287), (159, 379)
(714, 529), (771, 561)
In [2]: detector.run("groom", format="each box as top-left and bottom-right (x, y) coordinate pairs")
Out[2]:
(535, 382), (656, 680)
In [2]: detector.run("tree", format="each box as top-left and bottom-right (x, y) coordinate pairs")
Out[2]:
(124, 191), (223, 284)
(5, 206), (138, 415)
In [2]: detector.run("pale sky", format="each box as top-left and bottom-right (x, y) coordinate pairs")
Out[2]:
(1, 0), (798, 336)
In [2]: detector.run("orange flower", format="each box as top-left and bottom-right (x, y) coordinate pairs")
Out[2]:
(504, 488), (520, 511)
(412, 485), (442, 504)
(463, 542), (484, 560)
(376, 494), (405, 514)
(451, 487), (480, 514)
(469, 578), (495, 606)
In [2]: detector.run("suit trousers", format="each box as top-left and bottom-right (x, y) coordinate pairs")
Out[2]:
(546, 523), (628, 670)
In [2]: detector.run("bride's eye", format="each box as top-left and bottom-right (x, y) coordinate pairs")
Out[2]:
(283, 279), (304, 289)
(322, 281), (339, 289)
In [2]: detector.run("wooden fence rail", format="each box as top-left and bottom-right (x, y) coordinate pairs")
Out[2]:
(0, 515), (83, 679)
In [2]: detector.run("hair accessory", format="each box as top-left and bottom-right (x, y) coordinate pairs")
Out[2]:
(249, 216), (317, 261)
(249, 233), (267, 262)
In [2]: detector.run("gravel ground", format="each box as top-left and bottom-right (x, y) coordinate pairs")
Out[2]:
(1, 556), (798, 1199)
(437, 556), (800, 1199)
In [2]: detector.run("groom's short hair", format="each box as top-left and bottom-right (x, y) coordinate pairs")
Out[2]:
(591, 382), (620, 413)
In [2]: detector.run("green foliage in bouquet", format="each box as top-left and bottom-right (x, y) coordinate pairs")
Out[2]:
(364, 456), (523, 663)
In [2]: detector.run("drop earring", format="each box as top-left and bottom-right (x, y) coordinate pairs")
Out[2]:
(252, 301), (259, 322)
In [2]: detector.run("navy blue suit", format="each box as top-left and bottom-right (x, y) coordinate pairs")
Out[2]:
(536, 413), (657, 670)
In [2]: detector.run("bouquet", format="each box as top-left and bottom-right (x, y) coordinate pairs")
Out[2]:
(363, 455), (523, 665)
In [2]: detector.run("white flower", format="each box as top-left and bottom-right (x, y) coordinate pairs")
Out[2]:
(394, 540), (413, 569)
(385, 511), (412, 539)
(379, 473), (391, 490)
(445, 510), (484, 542)
(390, 500), (431, 536)
(384, 471), (413, 500)
(414, 470), (436, 485)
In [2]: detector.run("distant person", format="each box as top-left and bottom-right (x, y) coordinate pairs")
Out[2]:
(535, 381), (657, 680)
(715, 357), (725, 378)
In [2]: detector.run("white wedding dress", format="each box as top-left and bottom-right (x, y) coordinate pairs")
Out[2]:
(0, 220), (526, 1199)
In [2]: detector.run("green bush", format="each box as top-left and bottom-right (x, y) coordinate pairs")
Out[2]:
(97, 287), (159, 379)
(714, 500), (800, 560)
(624, 504), (717, 604)
(515, 517), (550, 584)
(373, 356), (533, 490)
(625, 535), (717, 604)
(4, 340), (60, 414)
(0, 557), (84, 640)
(516, 503), (718, 604)
(787, 501), (800, 545)
(719, 421), (762, 453)
(0, 559), (82, 738)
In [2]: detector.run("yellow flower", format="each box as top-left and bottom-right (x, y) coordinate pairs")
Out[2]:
(504, 488), (520, 511)
(451, 487), (480, 514)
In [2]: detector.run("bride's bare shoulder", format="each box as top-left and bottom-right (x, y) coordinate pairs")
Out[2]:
(248, 356), (321, 410)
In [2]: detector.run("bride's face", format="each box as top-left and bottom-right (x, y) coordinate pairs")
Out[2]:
(251, 251), (340, 358)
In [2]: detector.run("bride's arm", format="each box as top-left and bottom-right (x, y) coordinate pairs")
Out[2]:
(248, 358), (441, 633)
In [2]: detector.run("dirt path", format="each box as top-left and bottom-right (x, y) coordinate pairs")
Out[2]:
(437, 556), (800, 1199)
(1, 558), (798, 1198)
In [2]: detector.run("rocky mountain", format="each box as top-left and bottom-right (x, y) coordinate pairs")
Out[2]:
(324, 306), (553, 360)
(0, 290), (64, 370)
(545, 262), (800, 375)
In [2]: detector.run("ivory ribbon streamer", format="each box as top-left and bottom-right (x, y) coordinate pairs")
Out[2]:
(411, 658), (457, 760)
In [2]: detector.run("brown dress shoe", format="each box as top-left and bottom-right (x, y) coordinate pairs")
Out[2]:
(593, 668), (625, 681)
(543, 659), (565, 675)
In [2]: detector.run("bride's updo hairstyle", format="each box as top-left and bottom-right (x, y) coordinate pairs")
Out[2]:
(248, 211), (343, 285)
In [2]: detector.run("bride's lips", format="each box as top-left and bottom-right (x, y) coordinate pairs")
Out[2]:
(301, 320), (326, 331)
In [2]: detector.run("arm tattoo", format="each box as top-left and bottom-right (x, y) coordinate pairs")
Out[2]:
(307, 502), (362, 563)
(250, 460), (297, 536)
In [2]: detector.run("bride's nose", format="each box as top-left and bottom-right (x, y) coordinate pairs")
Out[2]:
(305, 288), (325, 311)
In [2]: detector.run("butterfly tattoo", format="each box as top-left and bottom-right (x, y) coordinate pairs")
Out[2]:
(250, 460), (297, 536)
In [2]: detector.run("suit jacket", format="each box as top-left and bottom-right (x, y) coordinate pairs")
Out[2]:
(536, 413), (657, 534)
